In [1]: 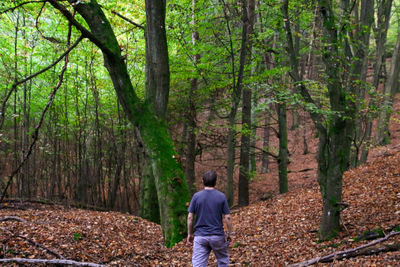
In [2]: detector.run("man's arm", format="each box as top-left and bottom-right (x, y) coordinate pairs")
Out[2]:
(223, 214), (233, 243)
(187, 212), (194, 244)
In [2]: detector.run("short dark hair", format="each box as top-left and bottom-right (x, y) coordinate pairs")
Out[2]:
(203, 171), (217, 187)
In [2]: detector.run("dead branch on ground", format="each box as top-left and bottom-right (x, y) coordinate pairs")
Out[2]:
(0, 216), (27, 223)
(288, 231), (400, 267)
(0, 258), (104, 266)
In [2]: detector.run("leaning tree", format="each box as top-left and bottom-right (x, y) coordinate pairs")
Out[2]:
(2, 0), (190, 247)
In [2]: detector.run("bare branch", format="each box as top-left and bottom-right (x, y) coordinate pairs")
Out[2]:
(0, 226), (64, 259)
(0, 35), (83, 130)
(0, 216), (27, 223)
(35, 2), (63, 43)
(0, 1), (46, 15)
(111, 10), (144, 30)
(251, 145), (278, 159)
(0, 258), (103, 267)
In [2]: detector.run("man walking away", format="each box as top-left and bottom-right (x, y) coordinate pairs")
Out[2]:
(187, 171), (233, 267)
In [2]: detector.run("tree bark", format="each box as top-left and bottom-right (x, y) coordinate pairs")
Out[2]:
(277, 102), (288, 193)
(260, 113), (270, 173)
(140, 0), (171, 224)
(317, 0), (355, 241)
(238, 0), (255, 207)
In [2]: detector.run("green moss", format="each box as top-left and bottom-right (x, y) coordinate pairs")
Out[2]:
(354, 229), (384, 242)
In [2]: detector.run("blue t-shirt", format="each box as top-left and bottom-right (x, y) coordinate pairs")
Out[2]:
(188, 189), (230, 236)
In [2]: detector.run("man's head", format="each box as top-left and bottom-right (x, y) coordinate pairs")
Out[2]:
(203, 171), (217, 187)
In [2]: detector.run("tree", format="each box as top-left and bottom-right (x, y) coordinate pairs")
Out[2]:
(238, 0), (255, 206)
(46, 0), (189, 247)
(282, 0), (366, 240)
(361, 0), (394, 162)
(376, 27), (400, 145)
(140, 0), (171, 224)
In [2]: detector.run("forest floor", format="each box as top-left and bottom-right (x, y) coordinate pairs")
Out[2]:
(0, 95), (400, 266)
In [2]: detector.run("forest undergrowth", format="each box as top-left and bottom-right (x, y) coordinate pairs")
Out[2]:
(0, 98), (399, 266)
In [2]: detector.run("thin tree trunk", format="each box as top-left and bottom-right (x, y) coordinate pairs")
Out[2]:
(353, 0), (390, 162)
(238, 0), (255, 207)
(376, 28), (400, 144)
(277, 102), (288, 193)
(348, 0), (374, 167)
(260, 113), (270, 173)
(223, 0), (240, 207)
(184, 0), (200, 196)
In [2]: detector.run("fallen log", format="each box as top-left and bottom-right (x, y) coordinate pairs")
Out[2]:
(0, 258), (104, 266)
(288, 231), (400, 267)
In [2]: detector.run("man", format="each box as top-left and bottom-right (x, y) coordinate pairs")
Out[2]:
(187, 171), (233, 267)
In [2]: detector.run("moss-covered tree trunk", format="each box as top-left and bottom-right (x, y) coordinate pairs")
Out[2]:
(139, 0), (172, 224)
(50, 0), (190, 247)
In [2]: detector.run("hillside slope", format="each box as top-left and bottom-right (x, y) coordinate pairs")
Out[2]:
(0, 148), (399, 266)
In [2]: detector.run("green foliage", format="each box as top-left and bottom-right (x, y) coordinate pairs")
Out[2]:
(73, 232), (83, 242)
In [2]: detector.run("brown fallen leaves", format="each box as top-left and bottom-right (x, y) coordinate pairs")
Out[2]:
(0, 150), (399, 266)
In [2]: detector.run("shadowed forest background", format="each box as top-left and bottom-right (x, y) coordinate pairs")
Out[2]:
(0, 0), (399, 266)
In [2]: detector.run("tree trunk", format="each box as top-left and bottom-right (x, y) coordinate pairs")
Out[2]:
(348, 0), (374, 167)
(184, 0), (200, 196)
(260, 113), (270, 173)
(224, 0), (243, 207)
(361, 0), (393, 162)
(50, 0), (190, 247)
(317, 0), (355, 240)
(139, 0), (171, 223)
(238, 0), (255, 207)
(277, 102), (288, 193)
(376, 28), (400, 145)
(282, 0), (354, 240)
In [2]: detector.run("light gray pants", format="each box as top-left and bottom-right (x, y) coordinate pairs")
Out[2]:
(192, 235), (229, 267)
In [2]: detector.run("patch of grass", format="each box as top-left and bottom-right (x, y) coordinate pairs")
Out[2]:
(73, 232), (83, 242)
(233, 241), (242, 248)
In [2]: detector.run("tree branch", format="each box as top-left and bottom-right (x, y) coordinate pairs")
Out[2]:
(0, 216), (27, 223)
(0, 258), (103, 267)
(46, 0), (114, 56)
(0, 35), (83, 130)
(111, 10), (144, 30)
(289, 231), (400, 267)
(0, 226), (64, 259)
(0, 1), (46, 15)
(252, 145), (278, 159)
